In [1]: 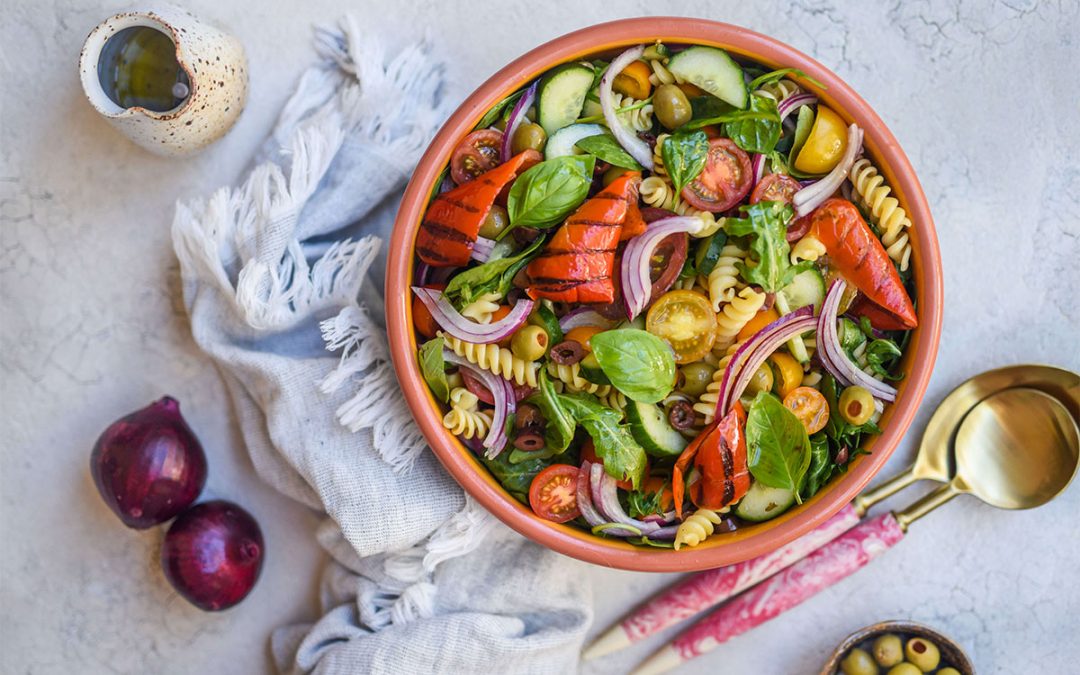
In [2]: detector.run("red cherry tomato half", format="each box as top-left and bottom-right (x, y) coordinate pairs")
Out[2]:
(750, 173), (801, 206)
(528, 464), (581, 523)
(451, 129), (504, 185)
(649, 233), (689, 302)
(682, 138), (753, 213)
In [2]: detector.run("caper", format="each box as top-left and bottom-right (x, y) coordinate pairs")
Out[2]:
(746, 362), (775, 396)
(872, 634), (904, 668)
(903, 638), (940, 672)
(840, 648), (879, 675)
(511, 325), (549, 362)
(511, 122), (546, 154)
(653, 84), (692, 130)
(603, 166), (630, 186)
(678, 362), (716, 397)
(885, 665), (921, 675)
(478, 204), (510, 239)
(839, 385), (875, 425)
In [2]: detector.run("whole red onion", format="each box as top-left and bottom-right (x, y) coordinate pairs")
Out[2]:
(162, 500), (264, 611)
(90, 396), (207, 529)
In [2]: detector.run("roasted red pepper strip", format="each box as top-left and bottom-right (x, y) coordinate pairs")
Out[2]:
(810, 198), (917, 330)
(672, 403), (751, 518)
(416, 149), (540, 267)
(526, 172), (641, 304)
(619, 198), (648, 241)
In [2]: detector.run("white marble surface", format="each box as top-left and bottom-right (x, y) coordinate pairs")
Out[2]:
(2, 1), (1078, 673)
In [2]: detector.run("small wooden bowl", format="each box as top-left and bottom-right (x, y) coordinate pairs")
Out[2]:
(821, 620), (974, 675)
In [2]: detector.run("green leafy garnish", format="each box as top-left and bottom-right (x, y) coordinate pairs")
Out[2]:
(799, 432), (833, 500)
(627, 485), (668, 520)
(442, 235), (545, 309)
(725, 201), (809, 293)
(475, 90), (523, 130)
(864, 338), (904, 381)
(837, 317), (867, 356)
(575, 134), (644, 170)
(527, 371), (576, 455)
(505, 155), (595, 234)
(723, 94), (782, 154)
(418, 337), (449, 403)
(589, 329), (676, 404)
(746, 67), (824, 93)
(560, 392), (647, 489)
(685, 96), (778, 131)
(661, 130), (709, 196)
(745, 391), (812, 503)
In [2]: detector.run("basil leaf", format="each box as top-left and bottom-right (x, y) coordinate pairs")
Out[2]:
(590, 329), (676, 404)
(746, 67), (824, 93)
(575, 133), (644, 170)
(476, 90), (523, 130)
(799, 433), (833, 500)
(745, 391), (812, 502)
(442, 235), (545, 309)
(559, 392), (646, 489)
(480, 452), (553, 503)
(505, 155), (595, 233)
(527, 371), (576, 455)
(661, 130), (709, 196)
(724, 94), (781, 154)
(726, 201), (810, 293)
(418, 337), (449, 403)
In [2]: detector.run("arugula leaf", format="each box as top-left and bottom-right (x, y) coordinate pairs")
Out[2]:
(724, 94), (782, 154)
(559, 392), (647, 489)
(476, 90), (523, 130)
(418, 337), (449, 403)
(661, 131), (709, 196)
(745, 391), (812, 502)
(864, 338), (904, 381)
(575, 134), (644, 170)
(685, 93), (778, 131)
(527, 370), (576, 455)
(505, 155), (595, 233)
(821, 374), (882, 449)
(725, 201), (809, 293)
(747, 67), (825, 93)
(590, 329), (676, 404)
(799, 433), (833, 500)
(480, 452), (553, 503)
(442, 235), (545, 309)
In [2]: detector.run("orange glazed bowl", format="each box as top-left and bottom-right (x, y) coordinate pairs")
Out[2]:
(386, 18), (942, 572)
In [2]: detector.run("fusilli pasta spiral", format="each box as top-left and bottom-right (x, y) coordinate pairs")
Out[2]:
(707, 243), (748, 311)
(546, 361), (611, 396)
(674, 507), (729, 550)
(647, 59), (683, 87)
(441, 333), (539, 387)
(652, 133), (670, 178)
(789, 234), (827, 264)
(755, 78), (801, 103)
(849, 158), (912, 272)
(694, 341), (743, 424)
(611, 92), (654, 132)
(715, 287), (766, 351)
(442, 387), (492, 439)
(597, 389), (628, 417)
(640, 177), (722, 236)
(459, 292), (501, 324)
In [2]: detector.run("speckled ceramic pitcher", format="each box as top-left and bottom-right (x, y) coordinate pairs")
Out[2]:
(78, 4), (247, 156)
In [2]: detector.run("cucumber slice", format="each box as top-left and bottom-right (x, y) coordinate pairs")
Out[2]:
(778, 268), (826, 312)
(538, 63), (595, 135)
(734, 482), (797, 522)
(617, 314), (646, 331)
(694, 231), (728, 276)
(626, 401), (688, 457)
(544, 123), (605, 160)
(579, 353), (611, 385)
(788, 105), (816, 165)
(667, 46), (748, 109)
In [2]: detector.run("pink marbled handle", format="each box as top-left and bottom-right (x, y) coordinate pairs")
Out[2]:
(672, 512), (905, 662)
(621, 503), (861, 643)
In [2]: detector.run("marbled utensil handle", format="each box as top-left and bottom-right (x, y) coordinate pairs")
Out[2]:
(670, 513), (904, 663)
(622, 503), (861, 643)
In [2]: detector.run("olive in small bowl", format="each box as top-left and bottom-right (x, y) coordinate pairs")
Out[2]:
(821, 620), (973, 675)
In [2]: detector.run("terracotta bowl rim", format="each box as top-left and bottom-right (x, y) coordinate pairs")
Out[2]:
(385, 17), (943, 572)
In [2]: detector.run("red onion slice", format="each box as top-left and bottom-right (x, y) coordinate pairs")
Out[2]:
(597, 469), (661, 533)
(415, 262), (433, 287)
(501, 81), (539, 163)
(559, 307), (617, 332)
(412, 287), (533, 343)
(471, 236), (495, 263)
(776, 93), (817, 122)
(793, 124), (863, 217)
(817, 281), (897, 402)
(443, 352), (515, 456)
(600, 46), (654, 171)
(751, 153), (766, 186)
(577, 462), (607, 527)
(621, 216), (705, 319)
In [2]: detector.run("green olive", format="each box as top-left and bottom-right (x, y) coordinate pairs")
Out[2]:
(678, 362), (716, 397)
(511, 325), (549, 362)
(746, 362), (775, 396)
(603, 166), (630, 186)
(886, 665), (921, 675)
(478, 204), (510, 240)
(840, 648), (879, 675)
(653, 84), (692, 130)
(839, 385), (875, 425)
(936, 668), (961, 675)
(904, 638), (940, 672)
(872, 634), (904, 668)
(511, 122), (546, 154)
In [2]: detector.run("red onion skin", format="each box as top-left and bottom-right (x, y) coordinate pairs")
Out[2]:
(162, 500), (264, 611)
(90, 397), (207, 529)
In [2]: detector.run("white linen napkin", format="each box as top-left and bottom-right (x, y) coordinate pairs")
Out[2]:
(171, 16), (590, 673)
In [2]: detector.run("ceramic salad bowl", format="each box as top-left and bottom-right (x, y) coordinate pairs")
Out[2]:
(385, 17), (942, 572)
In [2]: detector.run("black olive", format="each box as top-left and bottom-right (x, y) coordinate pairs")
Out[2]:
(668, 401), (697, 431)
(513, 431), (545, 451)
(549, 340), (586, 365)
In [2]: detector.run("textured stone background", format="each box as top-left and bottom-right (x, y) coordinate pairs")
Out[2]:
(2, 1), (1078, 673)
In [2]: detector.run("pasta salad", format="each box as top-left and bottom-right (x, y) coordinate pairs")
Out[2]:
(411, 41), (917, 550)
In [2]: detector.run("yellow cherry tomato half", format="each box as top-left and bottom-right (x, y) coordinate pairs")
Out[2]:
(646, 290), (717, 365)
(737, 307), (781, 342)
(783, 386), (830, 434)
(768, 352), (804, 398)
(564, 325), (605, 351)
(794, 105), (848, 175)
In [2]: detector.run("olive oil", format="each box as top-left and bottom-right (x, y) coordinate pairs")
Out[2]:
(97, 26), (190, 112)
